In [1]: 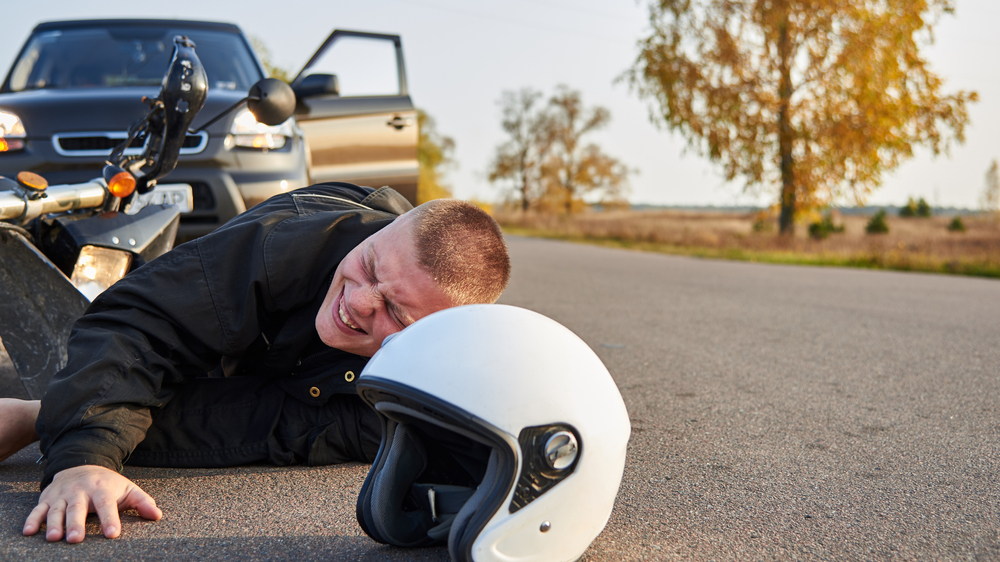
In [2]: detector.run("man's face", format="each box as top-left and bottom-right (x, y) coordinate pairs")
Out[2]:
(315, 213), (455, 357)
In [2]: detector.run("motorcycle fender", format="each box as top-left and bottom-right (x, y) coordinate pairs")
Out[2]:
(0, 230), (89, 399)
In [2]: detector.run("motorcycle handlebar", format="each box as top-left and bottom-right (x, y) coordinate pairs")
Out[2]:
(1, 38), (207, 229)
(0, 180), (107, 222)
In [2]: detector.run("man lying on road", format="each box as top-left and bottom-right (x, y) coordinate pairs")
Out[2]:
(0, 182), (511, 543)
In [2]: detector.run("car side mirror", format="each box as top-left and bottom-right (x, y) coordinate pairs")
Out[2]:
(293, 74), (340, 99)
(247, 78), (296, 126)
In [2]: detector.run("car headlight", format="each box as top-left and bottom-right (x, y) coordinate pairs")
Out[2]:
(0, 109), (26, 152)
(228, 107), (293, 150)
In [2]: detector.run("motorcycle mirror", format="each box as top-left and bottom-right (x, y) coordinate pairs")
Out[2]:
(247, 78), (296, 126)
(189, 78), (297, 134)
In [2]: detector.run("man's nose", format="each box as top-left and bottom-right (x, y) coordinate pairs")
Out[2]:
(347, 286), (379, 317)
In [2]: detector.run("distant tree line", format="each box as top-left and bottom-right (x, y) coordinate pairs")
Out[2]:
(416, 109), (455, 203)
(983, 159), (1000, 218)
(488, 86), (631, 213)
(250, 35), (292, 83)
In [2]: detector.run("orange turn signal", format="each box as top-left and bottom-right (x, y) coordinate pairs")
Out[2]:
(0, 139), (25, 152)
(107, 171), (136, 198)
(16, 171), (48, 191)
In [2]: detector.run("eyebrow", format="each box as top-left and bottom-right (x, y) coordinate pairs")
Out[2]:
(366, 243), (414, 327)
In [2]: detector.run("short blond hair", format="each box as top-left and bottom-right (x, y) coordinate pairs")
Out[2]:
(409, 199), (511, 304)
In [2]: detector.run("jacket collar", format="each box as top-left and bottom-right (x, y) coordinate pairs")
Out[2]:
(361, 187), (414, 216)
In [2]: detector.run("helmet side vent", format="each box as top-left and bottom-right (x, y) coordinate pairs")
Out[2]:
(508, 423), (582, 513)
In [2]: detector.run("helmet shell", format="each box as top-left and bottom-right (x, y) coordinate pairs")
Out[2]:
(360, 304), (631, 562)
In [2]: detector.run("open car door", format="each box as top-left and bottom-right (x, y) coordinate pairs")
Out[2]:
(291, 31), (418, 204)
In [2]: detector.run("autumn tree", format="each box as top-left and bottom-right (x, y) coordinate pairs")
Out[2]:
(416, 109), (456, 203)
(489, 86), (630, 212)
(981, 159), (1000, 218)
(627, 0), (977, 234)
(249, 35), (292, 82)
(542, 86), (631, 213)
(487, 89), (552, 211)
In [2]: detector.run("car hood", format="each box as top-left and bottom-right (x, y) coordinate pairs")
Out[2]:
(0, 87), (250, 137)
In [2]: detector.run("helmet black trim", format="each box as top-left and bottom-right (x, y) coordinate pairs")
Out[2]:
(356, 377), (519, 562)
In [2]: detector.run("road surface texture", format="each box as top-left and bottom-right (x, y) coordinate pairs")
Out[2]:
(1, 235), (998, 560)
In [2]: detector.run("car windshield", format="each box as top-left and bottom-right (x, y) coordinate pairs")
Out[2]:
(6, 26), (262, 92)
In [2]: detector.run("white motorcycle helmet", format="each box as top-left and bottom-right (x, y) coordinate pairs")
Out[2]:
(355, 304), (631, 562)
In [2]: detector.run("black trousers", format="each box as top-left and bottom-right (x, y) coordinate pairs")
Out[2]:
(126, 376), (381, 468)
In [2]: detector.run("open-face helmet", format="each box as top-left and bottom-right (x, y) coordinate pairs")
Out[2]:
(355, 304), (631, 562)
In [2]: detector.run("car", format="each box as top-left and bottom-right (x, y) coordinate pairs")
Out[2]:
(0, 19), (418, 240)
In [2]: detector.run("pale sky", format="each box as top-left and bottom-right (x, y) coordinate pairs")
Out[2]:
(2, 0), (996, 209)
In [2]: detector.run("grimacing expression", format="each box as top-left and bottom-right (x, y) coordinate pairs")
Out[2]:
(315, 214), (455, 357)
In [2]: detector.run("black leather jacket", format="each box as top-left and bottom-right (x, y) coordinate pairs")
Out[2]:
(36, 183), (412, 487)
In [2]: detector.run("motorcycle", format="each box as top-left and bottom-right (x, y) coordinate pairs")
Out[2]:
(0, 36), (295, 399)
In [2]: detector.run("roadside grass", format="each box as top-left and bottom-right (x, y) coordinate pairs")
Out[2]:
(496, 210), (1000, 279)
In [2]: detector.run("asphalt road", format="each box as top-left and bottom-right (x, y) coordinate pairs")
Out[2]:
(2, 235), (999, 561)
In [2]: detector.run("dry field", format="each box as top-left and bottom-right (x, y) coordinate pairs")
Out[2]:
(495, 209), (1000, 278)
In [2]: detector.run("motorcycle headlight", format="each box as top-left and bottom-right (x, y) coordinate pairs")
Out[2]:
(0, 109), (27, 152)
(228, 107), (293, 150)
(70, 246), (132, 301)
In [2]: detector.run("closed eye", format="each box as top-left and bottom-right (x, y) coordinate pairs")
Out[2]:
(365, 243), (405, 329)
(363, 244), (377, 283)
(387, 302), (407, 329)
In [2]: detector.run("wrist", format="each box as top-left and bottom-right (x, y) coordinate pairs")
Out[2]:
(19, 400), (41, 441)
(40, 453), (122, 490)
(0, 398), (40, 443)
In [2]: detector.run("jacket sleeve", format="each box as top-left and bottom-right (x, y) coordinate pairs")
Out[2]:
(35, 183), (404, 487)
(35, 214), (279, 486)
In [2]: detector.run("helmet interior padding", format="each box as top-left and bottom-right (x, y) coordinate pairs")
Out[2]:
(357, 400), (510, 558)
(448, 448), (500, 561)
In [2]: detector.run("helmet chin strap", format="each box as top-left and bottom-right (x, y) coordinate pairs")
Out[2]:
(409, 483), (475, 540)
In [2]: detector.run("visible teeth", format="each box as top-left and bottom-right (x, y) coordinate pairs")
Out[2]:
(339, 300), (361, 331)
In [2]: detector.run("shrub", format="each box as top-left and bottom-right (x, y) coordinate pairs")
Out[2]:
(808, 212), (846, 240)
(947, 216), (966, 232)
(866, 210), (890, 234)
(899, 197), (918, 217)
(900, 197), (932, 218)
(916, 197), (932, 218)
(751, 212), (774, 233)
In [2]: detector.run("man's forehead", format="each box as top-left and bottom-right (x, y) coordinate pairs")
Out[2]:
(370, 251), (425, 293)
(366, 220), (446, 321)
(370, 214), (418, 261)
(369, 213), (415, 246)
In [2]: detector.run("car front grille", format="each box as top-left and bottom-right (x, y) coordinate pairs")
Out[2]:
(186, 181), (215, 211)
(52, 131), (208, 157)
(58, 136), (143, 152)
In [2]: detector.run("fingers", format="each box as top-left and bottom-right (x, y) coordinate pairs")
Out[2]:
(41, 496), (89, 542)
(64, 497), (89, 544)
(26, 492), (149, 542)
(123, 486), (163, 522)
(23, 466), (163, 542)
(44, 498), (67, 542)
(92, 490), (123, 539)
(22, 502), (49, 536)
